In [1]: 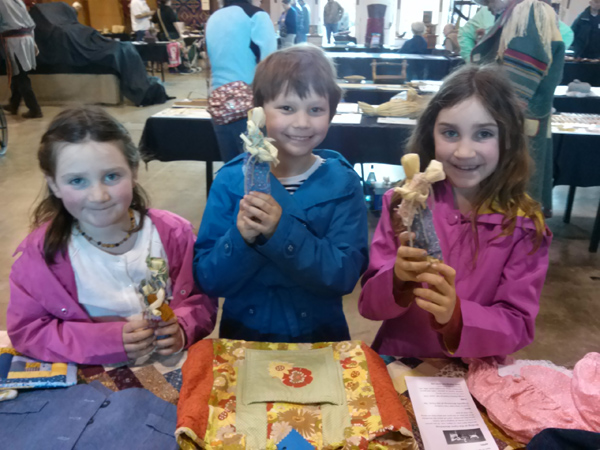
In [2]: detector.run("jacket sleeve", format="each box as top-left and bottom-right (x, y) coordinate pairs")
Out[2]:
(256, 175), (368, 297)
(7, 248), (127, 365)
(570, 15), (583, 57)
(458, 6), (495, 61)
(449, 231), (551, 358)
(252, 11), (277, 61)
(166, 220), (218, 348)
(502, 5), (559, 109)
(193, 170), (269, 298)
(358, 190), (415, 320)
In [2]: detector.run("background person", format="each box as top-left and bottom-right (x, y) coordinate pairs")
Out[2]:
(0, 0), (43, 119)
(130, 0), (154, 41)
(205, 0), (277, 162)
(323, 0), (343, 44)
(571, 0), (600, 59)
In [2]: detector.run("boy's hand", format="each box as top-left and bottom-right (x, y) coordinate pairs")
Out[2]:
(123, 320), (155, 360)
(237, 204), (261, 244)
(154, 318), (185, 355)
(394, 231), (431, 282)
(413, 263), (457, 325)
(242, 192), (282, 240)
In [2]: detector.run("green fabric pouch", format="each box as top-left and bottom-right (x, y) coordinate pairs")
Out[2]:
(241, 347), (344, 406)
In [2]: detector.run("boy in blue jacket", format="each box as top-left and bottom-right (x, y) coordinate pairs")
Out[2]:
(194, 45), (369, 343)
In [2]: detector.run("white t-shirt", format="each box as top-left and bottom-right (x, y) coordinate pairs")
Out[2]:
(69, 214), (169, 321)
(130, 0), (152, 32)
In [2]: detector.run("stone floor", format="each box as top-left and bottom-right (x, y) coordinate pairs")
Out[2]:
(0, 71), (598, 368)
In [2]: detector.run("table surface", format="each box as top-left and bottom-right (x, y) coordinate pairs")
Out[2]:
(329, 52), (453, 61)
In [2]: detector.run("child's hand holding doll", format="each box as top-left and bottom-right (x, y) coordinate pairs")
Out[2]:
(123, 319), (156, 360)
(154, 318), (186, 355)
(414, 263), (457, 325)
(394, 153), (457, 325)
(240, 192), (282, 240)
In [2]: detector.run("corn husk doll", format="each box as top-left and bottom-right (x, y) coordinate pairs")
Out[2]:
(394, 153), (446, 261)
(240, 107), (279, 194)
(138, 256), (175, 325)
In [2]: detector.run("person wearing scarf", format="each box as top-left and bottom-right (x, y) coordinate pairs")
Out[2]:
(471, 0), (565, 217)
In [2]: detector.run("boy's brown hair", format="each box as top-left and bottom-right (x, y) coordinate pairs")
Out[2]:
(252, 44), (342, 120)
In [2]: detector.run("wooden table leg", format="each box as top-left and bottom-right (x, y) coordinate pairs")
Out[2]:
(563, 185), (576, 224)
(589, 195), (600, 253)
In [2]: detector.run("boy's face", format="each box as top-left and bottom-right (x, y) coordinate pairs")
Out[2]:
(263, 88), (330, 162)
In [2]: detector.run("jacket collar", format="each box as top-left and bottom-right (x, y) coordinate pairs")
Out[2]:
(225, 149), (356, 222)
(434, 180), (544, 232)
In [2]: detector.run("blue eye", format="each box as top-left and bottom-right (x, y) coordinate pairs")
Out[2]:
(105, 173), (121, 183)
(476, 130), (495, 140)
(442, 130), (459, 139)
(68, 177), (85, 187)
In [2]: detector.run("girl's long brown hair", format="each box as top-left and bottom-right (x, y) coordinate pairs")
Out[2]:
(391, 64), (545, 255)
(33, 106), (150, 264)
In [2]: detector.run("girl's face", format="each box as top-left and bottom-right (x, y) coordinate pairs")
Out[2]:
(263, 88), (330, 162)
(433, 96), (500, 201)
(46, 140), (137, 235)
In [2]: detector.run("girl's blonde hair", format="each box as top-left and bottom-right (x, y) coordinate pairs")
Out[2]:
(391, 64), (545, 254)
(33, 106), (150, 264)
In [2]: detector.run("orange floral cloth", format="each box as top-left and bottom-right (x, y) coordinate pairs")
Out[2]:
(176, 339), (417, 449)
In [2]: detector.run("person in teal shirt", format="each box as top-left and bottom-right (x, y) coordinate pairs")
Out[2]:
(459, 3), (573, 61)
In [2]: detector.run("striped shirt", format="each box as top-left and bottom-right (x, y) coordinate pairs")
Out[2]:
(278, 156), (325, 194)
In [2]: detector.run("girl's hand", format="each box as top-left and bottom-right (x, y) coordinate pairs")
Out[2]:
(242, 192), (282, 240)
(123, 320), (155, 360)
(413, 263), (457, 325)
(154, 318), (185, 356)
(394, 231), (432, 282)
(237, 202), (261, 244)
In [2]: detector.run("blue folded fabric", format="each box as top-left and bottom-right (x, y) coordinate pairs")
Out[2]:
(0, 381), (178, 450)
(527, 428), (600, 450)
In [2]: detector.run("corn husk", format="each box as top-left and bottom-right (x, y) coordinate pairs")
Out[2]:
(358, 88), (428, 118)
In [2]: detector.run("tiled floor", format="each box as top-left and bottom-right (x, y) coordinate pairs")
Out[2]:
(0, 71), (598, 368)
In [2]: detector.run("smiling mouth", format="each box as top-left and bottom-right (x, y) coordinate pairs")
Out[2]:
(286, 135), (312, 141)
(452, 164), (480, 172)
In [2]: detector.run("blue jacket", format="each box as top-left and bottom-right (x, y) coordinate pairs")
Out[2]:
(193, 150), (369, 343)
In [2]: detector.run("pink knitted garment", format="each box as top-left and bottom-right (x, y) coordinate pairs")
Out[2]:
(466, 353), (600, 443)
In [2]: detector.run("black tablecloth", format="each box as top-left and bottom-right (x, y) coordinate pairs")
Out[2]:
(140, 115), (599, 187)
(140, 116), (411, 166)
(561, 62), (600, 87)
(132, 43), (170, 64)
(341, 88), (600, 114)
(329, 52), (464, 81)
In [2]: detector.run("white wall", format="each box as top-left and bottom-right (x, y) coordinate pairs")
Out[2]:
(559, 0), (588, 25)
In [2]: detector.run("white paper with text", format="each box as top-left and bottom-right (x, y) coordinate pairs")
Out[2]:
(406, 377), (498, 450)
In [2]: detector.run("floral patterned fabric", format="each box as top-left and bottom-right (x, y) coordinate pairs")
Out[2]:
(176, 340), (416, 450)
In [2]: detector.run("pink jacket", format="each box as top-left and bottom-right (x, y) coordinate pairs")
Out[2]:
(8, 209), (218, 365)
(359, 181), (551, 359)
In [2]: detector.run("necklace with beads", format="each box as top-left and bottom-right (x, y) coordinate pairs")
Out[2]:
(75, 209), (136, 248)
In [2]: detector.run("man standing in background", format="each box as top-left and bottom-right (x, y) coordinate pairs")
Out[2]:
(323, 0), (343, 44)
(0, 0), (42, 119)
(130, 0), (154, 41)
(296, 0), (310, 43)
(571, 0), (600, 59)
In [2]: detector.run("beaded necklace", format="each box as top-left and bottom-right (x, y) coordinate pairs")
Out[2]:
(75, 209), (136, 248)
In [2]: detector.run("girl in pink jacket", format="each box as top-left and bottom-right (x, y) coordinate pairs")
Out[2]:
(8, 106), (217, 365)
(359, 65), (551, 359)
